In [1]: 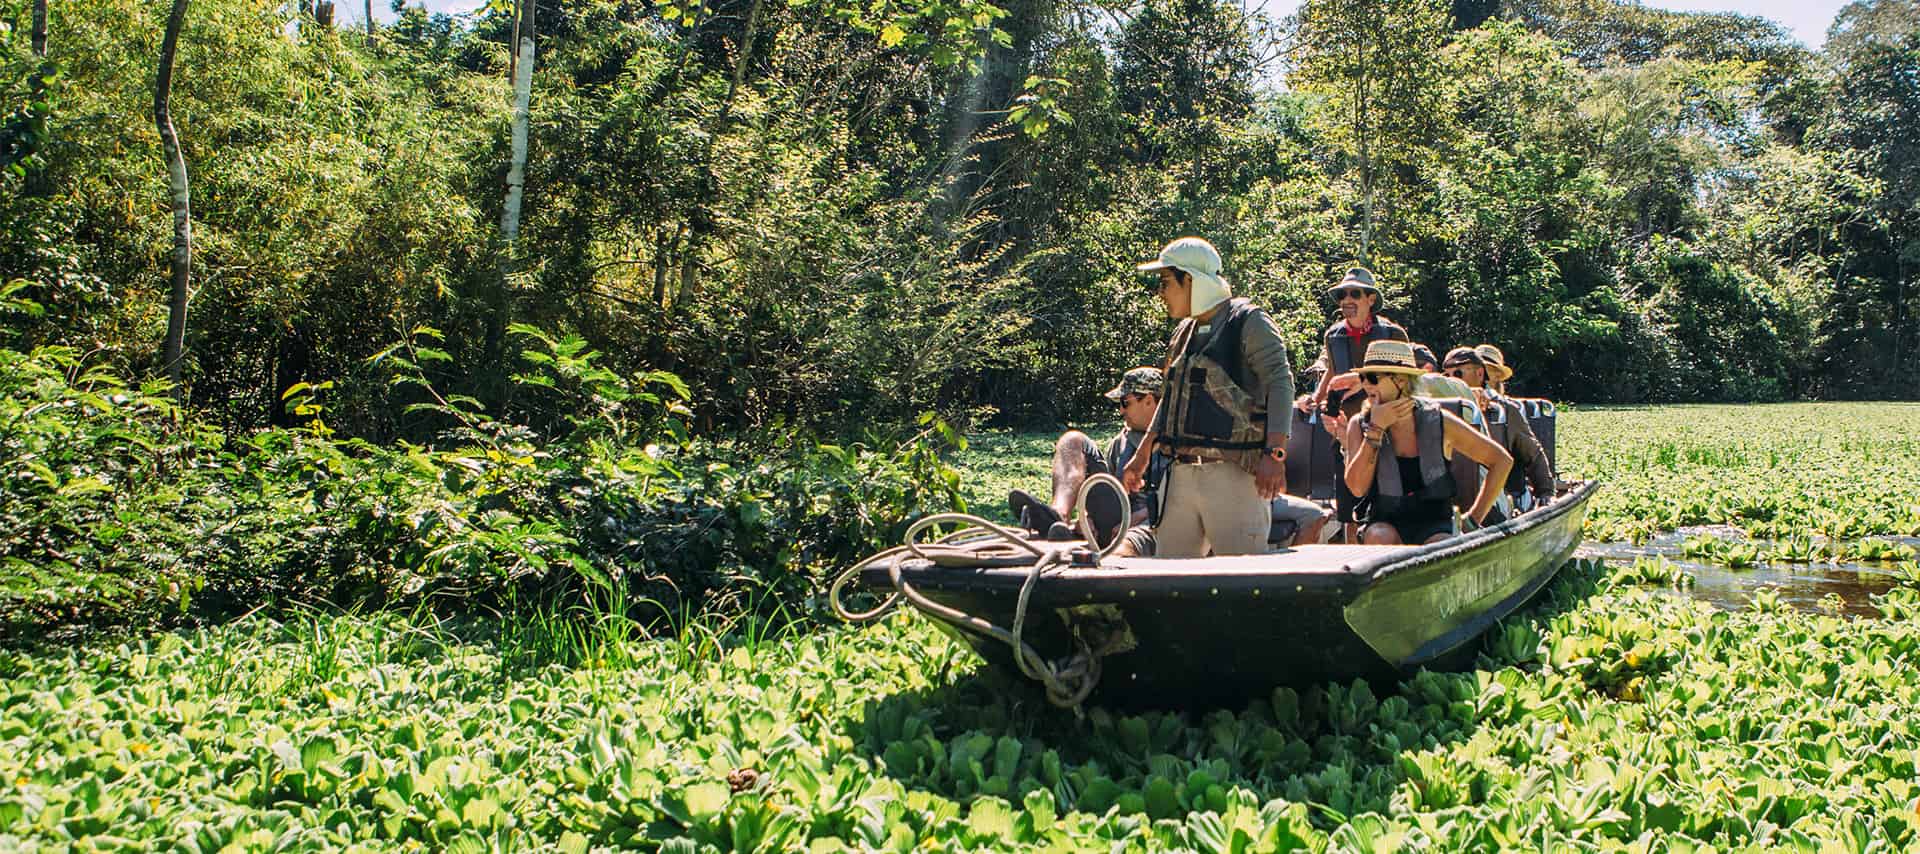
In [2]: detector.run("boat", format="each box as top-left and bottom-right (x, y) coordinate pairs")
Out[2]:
(837, 479), (1599, 710)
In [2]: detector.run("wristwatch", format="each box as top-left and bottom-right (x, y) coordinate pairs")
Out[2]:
(1263, 446), (1286, 462)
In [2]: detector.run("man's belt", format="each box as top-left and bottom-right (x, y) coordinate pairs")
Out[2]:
(1172, 452), (1227, 465)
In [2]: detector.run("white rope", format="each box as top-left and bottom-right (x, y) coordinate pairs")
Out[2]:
(828, 474), (1129, 708)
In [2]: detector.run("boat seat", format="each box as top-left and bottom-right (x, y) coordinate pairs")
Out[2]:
(1284, 407), (1340, 501)
(1512, 398), (1557, 466)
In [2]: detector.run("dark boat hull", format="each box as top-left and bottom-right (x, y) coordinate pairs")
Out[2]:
(857, 480), (1597, 709)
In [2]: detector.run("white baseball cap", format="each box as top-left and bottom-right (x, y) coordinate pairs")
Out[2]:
(1137, 236), (1231, 317)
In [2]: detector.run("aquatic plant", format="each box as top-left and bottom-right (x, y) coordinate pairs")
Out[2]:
(1611, 557), (1695, 589)
(6, 560), (1920, 850)
(1559, 404), (1920, 542)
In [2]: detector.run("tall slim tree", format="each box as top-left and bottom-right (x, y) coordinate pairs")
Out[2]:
(156, 0), (192, 397)
(365, 0), (374, 39)
(1290, 0), (1450, 264)
(499, 0), (535, 242)
(23, 0), (49, 195)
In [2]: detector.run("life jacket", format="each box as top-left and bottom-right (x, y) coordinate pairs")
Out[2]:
(1362, 398), (1457, 519)
(1480, 392), (1532, 497)
(1159, 298), (1267, 453)
(1324, 316), (1409, 375)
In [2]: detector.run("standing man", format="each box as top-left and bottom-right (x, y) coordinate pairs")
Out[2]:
(1121, 237), (1294, 558)
(1294, 267), (1408, 542)
(1442, 345), (1556, 519)
(1297, 267), (1409, 416)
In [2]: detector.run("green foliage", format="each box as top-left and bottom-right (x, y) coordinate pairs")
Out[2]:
(6, 0), (1914, 437)
(1560, 403), (1920, 542)
(0, 326), (964, 638)
(5, 560), (1920, 849)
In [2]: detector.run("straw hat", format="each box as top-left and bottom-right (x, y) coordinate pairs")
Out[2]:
(1355, 340), (1428, 377)
(1474, 344), (1515, 382)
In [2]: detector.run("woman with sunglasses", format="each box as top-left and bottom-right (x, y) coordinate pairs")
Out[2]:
(1343, 341), (1513, 545)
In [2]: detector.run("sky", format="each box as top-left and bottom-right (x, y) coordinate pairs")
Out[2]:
(345, 0), (1849, 52)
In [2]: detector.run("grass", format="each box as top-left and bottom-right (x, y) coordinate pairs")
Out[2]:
(6, 403), (1920, 850)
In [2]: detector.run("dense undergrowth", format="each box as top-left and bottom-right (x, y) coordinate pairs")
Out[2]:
(0, 326), (963, 641)
(4, 560), (1920, 850)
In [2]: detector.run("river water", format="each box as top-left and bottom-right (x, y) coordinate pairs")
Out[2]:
(1577, 529), (1920, 618)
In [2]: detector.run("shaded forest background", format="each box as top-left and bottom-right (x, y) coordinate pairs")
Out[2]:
(4, 0), (1919, 436)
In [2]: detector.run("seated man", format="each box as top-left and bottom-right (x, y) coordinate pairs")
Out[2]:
(1410, 343), (1474, 401)
(1008, 367), (1163, 543)
(1342, 341), (1513, 545)
(1442, 345), (1555, 522)
(1013, 367), (1329, 553)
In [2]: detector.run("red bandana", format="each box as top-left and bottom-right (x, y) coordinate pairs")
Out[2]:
(1343, 315), (1375, 338)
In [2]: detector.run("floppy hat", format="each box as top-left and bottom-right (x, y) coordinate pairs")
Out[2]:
(1327, 266), (1381, 296)
(1137, 237), (1231, 316)
(1104, 366), (1166, 401)
(1474, 344), (1515, 382)
(1355, 340), (1427, 377)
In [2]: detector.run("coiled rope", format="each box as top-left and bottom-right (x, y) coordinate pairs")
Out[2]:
(830, 474), (1128, 708)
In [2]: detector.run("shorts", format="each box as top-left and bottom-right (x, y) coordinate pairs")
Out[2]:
(1375, 509), (1455, 545)
(1270, 493), (1325, 528)
(1120, 525), (1156, 556)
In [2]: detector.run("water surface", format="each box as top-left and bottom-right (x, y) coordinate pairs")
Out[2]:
(1578, 529), (1915, 618)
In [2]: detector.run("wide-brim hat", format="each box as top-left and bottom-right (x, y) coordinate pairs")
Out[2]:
(1326, 266), (1381, 296)
(1474, 344), (1515, 381)
(1355, 340), (1427, 377)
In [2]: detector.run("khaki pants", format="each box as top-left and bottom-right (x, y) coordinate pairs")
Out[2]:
(1155, 460), (1269, 558)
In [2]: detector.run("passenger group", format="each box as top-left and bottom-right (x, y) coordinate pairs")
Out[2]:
(1010, 236), (1559, 555)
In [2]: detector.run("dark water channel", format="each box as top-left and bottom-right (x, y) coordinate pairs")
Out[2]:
(1577, 529), (1920, 618)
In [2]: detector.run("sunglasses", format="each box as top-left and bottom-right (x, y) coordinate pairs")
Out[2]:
(1118, 392), (1153, 406)
(1331, 288), (1371, 301)
(1358, 373), (1381, 385)
(1445, 368), (1467, 378)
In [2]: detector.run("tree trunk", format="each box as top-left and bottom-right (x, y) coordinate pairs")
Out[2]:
(499, 0), (535, 242)
(1355, 25), (1375, 267)
(24, 0), (49, 195)
(364, 0), (373, 39)
(156, 0), (192, 401)
(675, 0), (764, 310)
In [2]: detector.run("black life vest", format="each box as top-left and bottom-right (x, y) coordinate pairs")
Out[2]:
(1324, 316), (1409, 374)
(1362, 399), (1457, 518)
(1481, 392), (1533, 497)
(1160, 299), (1268, 452)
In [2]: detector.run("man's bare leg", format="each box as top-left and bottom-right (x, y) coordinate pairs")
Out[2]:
(1048, 430), (1099, 521)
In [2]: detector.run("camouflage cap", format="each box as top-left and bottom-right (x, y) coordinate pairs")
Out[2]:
(1104, 366), (1165, 401)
